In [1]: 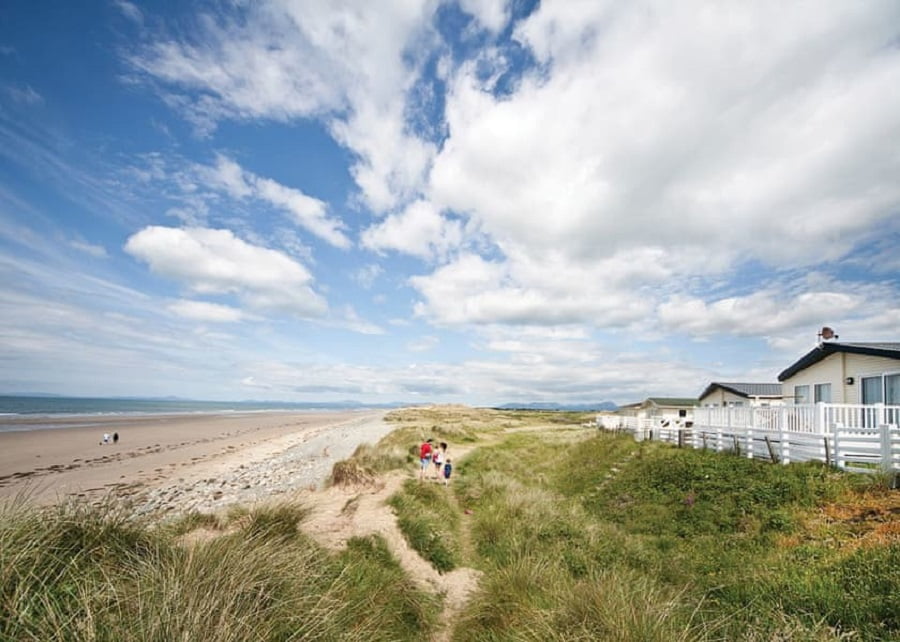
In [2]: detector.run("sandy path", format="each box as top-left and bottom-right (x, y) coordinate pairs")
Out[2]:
(301, 444), (484, 642)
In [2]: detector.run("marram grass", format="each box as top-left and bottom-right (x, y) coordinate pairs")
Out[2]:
(0, 499), (437, 641)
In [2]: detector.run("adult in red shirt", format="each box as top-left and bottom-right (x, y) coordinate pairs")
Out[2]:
(419, 439), (434, 480)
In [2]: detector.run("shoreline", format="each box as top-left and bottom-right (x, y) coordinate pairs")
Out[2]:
(0, 407), (371, 433)
(0, 410), (394, 511)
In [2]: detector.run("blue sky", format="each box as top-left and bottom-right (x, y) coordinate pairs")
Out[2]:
(0, 1), (898, 405)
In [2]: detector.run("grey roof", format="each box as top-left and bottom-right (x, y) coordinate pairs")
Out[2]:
(699, 382), (783, 400)
(645, 397), (700, 407)
(778, 342), (900, 381)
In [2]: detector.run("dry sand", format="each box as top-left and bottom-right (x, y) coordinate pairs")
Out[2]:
(0, 410), (392, 511)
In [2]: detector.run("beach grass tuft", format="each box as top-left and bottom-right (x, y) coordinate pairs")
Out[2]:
(0, 497), (437, 641)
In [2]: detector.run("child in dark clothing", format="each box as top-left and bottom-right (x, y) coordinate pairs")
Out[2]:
(442, 458), (452, 486)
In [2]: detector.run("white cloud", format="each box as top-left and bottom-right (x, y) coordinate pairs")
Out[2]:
(658, 290), (861, 337)
(353, 263), (383, 289)
(459, 0), (510, 33)
(409, 251), (654, 327)
(130, 1), (438, 212)
(124, 226), (327, 317)
(200, 155), (350, 248)
(407, 335), (439, 352)
(331, 304), (385, 335)
(168, 299), (244, 322)
(401, 0), (900, 333)
(114, 0), (144, 24)
(362, 199), (463, 260)
(69, 239), (107, 258)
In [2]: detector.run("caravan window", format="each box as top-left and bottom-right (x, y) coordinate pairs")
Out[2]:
(861, 376), (883, 404)
(886, 374), (900, 405)
(814, 383), (831, 403)
(794, 385), (810, 404)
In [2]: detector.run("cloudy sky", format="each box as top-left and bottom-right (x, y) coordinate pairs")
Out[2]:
(0, 1), (898, 405)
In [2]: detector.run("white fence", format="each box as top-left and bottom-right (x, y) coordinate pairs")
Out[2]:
(597, 403), (900, 474)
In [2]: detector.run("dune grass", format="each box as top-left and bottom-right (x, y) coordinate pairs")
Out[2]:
(0, 499), (438, 641)
(448, 428), (899, 641)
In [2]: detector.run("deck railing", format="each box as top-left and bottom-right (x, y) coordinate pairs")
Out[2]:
(597, 403), (900, 474)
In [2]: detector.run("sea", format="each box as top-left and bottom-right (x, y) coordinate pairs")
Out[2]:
(0, 395), (382, 433)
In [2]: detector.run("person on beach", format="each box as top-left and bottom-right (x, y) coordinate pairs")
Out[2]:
(112, 432), (119, 444)
(443, 458), (452, 486)
(432, 442), (447, 480)
(419, 438), (434, 480)
(101, 433), (110, 445)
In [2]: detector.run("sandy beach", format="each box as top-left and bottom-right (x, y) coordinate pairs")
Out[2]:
(0, 410), (393, 513)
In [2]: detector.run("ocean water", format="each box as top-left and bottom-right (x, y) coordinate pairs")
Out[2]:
(0, 396), (373, 432)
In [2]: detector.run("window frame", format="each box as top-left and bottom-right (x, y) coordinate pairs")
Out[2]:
(814, 383), (832, 403)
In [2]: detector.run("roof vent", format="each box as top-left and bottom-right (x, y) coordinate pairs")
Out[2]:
(818, 326), (838, 343)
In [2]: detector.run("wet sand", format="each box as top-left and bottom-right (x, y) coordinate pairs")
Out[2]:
(0, 410), (389, 508)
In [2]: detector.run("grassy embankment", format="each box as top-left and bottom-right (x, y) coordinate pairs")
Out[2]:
(381, 408), (899, 641)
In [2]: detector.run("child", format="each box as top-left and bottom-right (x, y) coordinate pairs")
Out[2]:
(433, 442), (447, 480)
(442, 458), (452, 486)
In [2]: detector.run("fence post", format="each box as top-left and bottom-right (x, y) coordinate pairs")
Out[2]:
(876, 403), (886, 427)
(817, 402), (826, 433)
(779, 418), (790, 465)
(718, 407), (727, 452)
(880, 424), (892, 474)
(747, 408), (755, 459)
(833, 422), (843, 469)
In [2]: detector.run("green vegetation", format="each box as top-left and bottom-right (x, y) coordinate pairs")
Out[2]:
(3, 408), (897, 641)
(449, 428), (899, 641)
(0, 499), (436, 641)
(388, 479), (462, 573)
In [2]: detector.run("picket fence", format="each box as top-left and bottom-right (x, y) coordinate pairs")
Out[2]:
(597, 403), (900, 475)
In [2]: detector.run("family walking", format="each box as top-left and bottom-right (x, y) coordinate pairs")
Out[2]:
(419, 438), (452, 485)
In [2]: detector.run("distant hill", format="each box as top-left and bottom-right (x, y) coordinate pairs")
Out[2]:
(496, 401), (618, 412)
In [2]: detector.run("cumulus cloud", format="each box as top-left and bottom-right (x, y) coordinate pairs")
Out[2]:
(658, 291), (862, 337)
(409, 252), (654, 327)
(362, 199), (463, 260)
(124, 226), (327, 317)
(432, 1), (900, 267)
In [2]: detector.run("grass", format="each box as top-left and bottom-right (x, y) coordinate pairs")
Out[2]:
(0, 498), (437, 641)
(4, 407), (897, 641)
(388, 479), (462, 573)
(448, 427), (899, 641)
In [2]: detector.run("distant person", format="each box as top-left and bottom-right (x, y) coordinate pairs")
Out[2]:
(433, 442), (447, 480)
(419, 438), (434, 481)
(443, 458), (452, 486)
(112, 432), (119, 444)
(102, 433), (110, 445)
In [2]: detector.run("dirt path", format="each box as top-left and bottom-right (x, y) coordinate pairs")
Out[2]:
(301, 444), (484, 642)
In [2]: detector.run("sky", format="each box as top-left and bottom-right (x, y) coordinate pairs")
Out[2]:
(0, 1), (898, 406)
